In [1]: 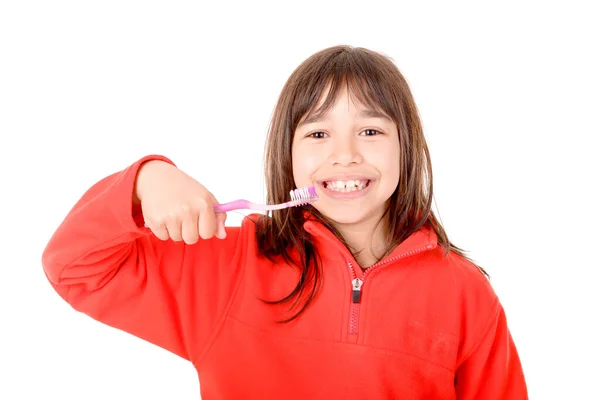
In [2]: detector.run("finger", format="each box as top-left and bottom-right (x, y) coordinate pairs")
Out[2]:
(197, 198), (217, 240)
(141, 208), (170, 241)
(220, 208), (227, 226)
(165, 213), (183, 242)
(215, 212), (227, 239)
(181, 207), (200, 245)
(149, 222), (170, 241)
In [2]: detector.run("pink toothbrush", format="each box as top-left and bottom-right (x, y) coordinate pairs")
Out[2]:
(213, 185), (319, 212)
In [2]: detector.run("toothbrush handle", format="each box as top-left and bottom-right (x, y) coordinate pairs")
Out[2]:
(142, 200), (248, 228)
(213, 199), (292, 212)
(213, 199), (251, 213)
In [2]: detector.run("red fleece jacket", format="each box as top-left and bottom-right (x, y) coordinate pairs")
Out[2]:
(42, 155), (528, 399)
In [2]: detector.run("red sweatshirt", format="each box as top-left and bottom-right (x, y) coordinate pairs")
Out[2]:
(42, 155), (528, 399)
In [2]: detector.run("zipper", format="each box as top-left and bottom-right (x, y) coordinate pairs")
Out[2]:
(347, 244), (435, 335)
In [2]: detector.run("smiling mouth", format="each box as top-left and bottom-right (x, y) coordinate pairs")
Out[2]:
(321, 179), (371, 193)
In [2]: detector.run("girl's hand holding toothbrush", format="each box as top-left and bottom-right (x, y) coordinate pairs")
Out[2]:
(133, 160), (227, 244)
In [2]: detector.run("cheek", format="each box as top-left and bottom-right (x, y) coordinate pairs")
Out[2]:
(386, 147), (401, 191)
(292, 145), (324, 184)
(367, 143), (400, 184)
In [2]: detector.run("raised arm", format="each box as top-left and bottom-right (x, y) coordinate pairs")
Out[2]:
(41, 155), (243, 362)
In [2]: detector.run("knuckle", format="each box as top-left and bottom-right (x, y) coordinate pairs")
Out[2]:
(146, 217), (164, 228)
(166, 210), (181, 221)
(180, 204), (191, 215)
(196, 197), (212, 211)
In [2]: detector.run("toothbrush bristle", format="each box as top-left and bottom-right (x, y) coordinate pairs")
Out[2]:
(289, 185), (319, 205)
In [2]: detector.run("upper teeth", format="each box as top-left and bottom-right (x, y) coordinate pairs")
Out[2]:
(325, 180), (368, 192)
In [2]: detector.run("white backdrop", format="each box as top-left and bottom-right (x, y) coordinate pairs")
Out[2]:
(1, 1), (598, 399)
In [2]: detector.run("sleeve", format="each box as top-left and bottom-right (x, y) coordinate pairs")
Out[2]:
(41, 155), (244, 363)
(454, 302), (528, 399)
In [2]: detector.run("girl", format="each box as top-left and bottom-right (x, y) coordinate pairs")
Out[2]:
(42, 45), (528, 399)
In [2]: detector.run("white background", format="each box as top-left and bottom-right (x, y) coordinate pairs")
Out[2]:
(1, 1), (598, 399)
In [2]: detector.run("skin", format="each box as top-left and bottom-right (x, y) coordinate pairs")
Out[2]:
(291, 86), (401, 268)
(134, 159), (227, 244)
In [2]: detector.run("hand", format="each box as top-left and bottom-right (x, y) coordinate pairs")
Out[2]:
(134, 160), (226, 243)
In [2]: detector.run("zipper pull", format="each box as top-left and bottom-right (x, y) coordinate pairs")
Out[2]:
(352, 278), (363, 303)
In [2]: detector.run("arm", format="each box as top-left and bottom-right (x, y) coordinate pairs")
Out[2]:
(41, 155), (243, 362)
(455, 302), (528, 399)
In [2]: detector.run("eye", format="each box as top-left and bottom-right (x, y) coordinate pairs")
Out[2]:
(307, 131), (328, 139)
(361, 129), (382, 136)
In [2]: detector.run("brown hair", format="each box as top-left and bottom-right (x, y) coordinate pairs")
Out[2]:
(256, 45), (487, 322)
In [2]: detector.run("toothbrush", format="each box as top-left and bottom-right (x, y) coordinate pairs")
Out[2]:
(142, 186), (318, 228)
(213, 185), (319, 212)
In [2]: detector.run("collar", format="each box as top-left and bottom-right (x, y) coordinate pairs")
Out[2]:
(301, 211), (438, 264)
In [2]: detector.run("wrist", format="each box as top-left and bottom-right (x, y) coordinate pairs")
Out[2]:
(133, 160), (172, 204)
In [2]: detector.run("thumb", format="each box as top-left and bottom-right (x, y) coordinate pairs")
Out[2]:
(215, 212), (227, 239)
(207, 191), (227, 239)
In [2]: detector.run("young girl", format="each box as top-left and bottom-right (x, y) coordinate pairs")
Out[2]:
(42, 45), (528, 399)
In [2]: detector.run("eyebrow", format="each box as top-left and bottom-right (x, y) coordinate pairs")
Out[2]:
(298, 108), (392, 127)
(358, 109), (392, 121)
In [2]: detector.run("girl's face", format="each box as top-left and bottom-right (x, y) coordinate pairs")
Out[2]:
(292, 86), (400, 228)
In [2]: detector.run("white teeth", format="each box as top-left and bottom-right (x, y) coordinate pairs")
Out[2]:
(325, 180), (369, 193)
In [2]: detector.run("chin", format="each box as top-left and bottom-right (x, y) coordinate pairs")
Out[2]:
(314, 204), (384, 227)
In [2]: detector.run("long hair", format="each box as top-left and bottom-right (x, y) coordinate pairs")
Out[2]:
(256, 45), (487, 322)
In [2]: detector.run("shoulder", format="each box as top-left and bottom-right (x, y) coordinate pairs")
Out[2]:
(426, 247), (502, 354)
(423, 246), (498, 307)
(237, 213), (264, 240)
(416, 246), (501, 331)
(449, 251), (496, 301)
(230, 213), (273, 256)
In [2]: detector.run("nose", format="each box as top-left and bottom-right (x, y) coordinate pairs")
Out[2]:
(329, 136), (362, 166)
